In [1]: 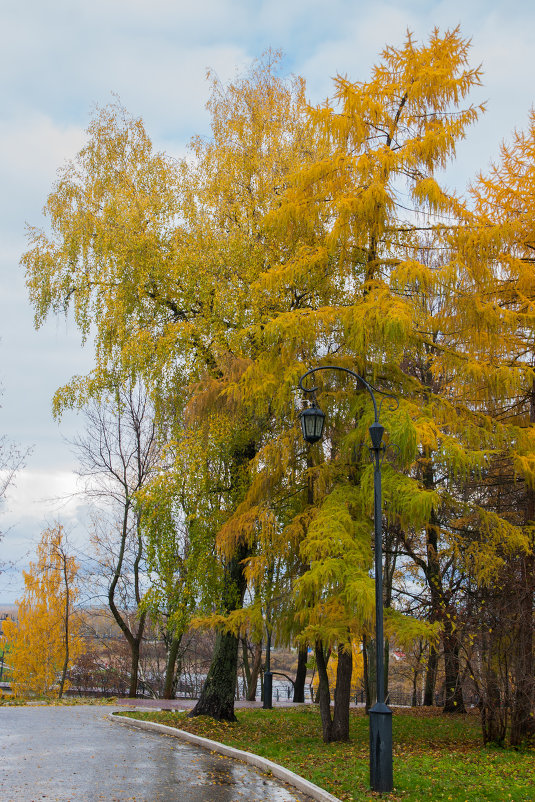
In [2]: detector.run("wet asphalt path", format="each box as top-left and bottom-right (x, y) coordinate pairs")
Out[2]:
(0, 705), (311, 802)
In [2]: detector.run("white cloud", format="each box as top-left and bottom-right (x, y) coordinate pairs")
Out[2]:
(0, 467), (92, 601)
(1, 468), (85, 523)
(0, 116), (85, 183)
(103, 43), (252, 141)
(0, 115), (86, 242)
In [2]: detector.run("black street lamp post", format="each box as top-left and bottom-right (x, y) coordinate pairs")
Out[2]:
(263, 625), (273, 710)
(298, 365), (394, 794)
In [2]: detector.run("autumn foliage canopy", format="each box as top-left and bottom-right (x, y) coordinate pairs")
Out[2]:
(17, 28), (535, 742)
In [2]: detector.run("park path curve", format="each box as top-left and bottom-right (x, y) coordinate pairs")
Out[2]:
(0, 704), (312, 801)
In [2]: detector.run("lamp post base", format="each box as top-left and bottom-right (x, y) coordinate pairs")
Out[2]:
(263, 670), (273, 709)
(369, 702), (393, 792)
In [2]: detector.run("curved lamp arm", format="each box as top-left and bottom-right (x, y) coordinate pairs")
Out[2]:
(298, 365), (398, 423)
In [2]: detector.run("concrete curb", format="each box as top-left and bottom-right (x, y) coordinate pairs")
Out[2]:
(110, 712), (342, 802)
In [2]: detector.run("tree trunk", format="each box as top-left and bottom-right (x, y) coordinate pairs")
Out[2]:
(365, 637), (376, 709)
(293, 644), (308, 703)
(58, 647), (69, 701)
(384, 640), (390, 702)
(411, 640), (424, 707)
(510, 551), (535, 745)
(481, 662), (507, 746)
(411, 667), (418, 708)
(315, 641), (333, 743)
(331, 643), (353, 741)
(162, 635), (182, 699)
(107, 502), (147, 699)
(442, 615), (466, 713)
(423, 503), (441, 709)
(241, 637), (251, 697)
(363, 634), (371, 713)
(382, 525), (399, 702)
(189, 629), (241, 720)
(246, 640), (263, 701)
(189, 544), (248, 721)
(129, 638), (141, 698)
(423, 644), (438, 706)
(58, 549), (71, 700)
(314, 648), (330, 704)
(126, 610), (146, 698)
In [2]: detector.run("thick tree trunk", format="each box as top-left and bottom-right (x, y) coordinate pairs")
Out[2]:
(293, 644), (308, 703)
(189, 544), (249, 721)
(162, 635), (182, 699)
(331, 644), (353, 741)
(188, 630), (241, 720)
(315, 641), (333, 743)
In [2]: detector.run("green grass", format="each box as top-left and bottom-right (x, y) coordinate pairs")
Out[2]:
(117, 706), (535, 801)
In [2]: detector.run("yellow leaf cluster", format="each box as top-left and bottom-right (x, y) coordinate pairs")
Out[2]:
(3, 526), (85, 698)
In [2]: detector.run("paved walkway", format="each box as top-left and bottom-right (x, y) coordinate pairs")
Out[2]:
(0, 705), (312, 801)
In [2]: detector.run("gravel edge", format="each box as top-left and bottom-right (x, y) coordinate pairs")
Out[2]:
(110, 711), (342, 802)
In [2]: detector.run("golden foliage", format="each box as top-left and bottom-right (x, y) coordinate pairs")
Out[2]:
(2, 525), (85, 697)
(21, 29), (535, 672)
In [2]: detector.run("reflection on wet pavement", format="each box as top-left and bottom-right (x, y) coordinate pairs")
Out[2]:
(0, 705), (312, 801)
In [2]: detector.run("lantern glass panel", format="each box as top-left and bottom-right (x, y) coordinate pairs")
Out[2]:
(300, 406), (325, 444)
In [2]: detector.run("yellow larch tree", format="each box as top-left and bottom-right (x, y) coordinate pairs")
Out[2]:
(3, 525), (85, 698)
(219, 28), (486, 737)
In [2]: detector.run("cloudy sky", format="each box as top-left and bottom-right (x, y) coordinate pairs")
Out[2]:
(1, 0), (534, 601)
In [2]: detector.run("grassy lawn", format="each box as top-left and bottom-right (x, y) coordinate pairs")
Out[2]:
(117, 706), (534, 801)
